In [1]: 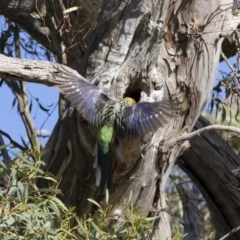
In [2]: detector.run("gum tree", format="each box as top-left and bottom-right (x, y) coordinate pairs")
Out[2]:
(0, 0), (240, 239)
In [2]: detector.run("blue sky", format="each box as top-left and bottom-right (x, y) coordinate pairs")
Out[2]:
(0, 81), (59, 150)
(0, 15), (59, 152)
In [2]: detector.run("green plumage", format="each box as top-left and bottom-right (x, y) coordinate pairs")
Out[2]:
(54, 72), (173, 192)
(94, 98), (134, 191)
(97, 125), (114, 154)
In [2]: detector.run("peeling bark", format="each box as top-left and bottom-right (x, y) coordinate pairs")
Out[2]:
(0, 0), (240, 239)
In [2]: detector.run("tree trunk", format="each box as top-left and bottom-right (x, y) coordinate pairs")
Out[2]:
(180, 117), (240, 240)
(0, 0), (240, 238)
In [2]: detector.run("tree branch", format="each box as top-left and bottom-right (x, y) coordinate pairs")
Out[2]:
(164, 124), (240, 150)
(12, 26), (40, 150)
(179, 116), (240, 238)
(0, 0), (61, 54)
(0, 130), (27, 151)
(0, 54), (83, 86)
(15, 82), (41, 150)
(219, 226), (240, 240)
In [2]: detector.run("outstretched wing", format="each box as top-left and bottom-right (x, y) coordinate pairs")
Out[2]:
(117, 101), (172, 138)
(54, 71), (111, 127)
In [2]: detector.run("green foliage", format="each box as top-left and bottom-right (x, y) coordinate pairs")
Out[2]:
(0, 149), (78, 240)
(78, 196), (155, 240)
(0, 148), (155, 240)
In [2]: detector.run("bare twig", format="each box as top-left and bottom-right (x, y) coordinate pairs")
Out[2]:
(164, 124), (240, 149)
(220, 50), (236, 73)
(15, 84), (41, 150)
(0, 130), (27, 151)
(218, 225), (240, 240)
(7, 27), (41, 150)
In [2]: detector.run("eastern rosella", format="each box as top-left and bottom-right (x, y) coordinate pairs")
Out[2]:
(54, 70), (172, 192)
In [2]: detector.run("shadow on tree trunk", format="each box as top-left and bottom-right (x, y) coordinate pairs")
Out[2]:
(179, 116), (240, 240)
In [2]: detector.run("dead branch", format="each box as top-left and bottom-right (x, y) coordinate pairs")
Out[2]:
(164, 124), (240, 150)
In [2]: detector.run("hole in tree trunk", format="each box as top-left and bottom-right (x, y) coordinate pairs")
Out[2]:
(124, 86), (142, 102)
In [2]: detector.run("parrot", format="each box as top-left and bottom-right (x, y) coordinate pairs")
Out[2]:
(53, 69), (173, 192)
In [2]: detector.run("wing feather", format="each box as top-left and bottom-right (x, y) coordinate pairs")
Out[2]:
(55, 74), (112, 126)
(117, 101), (171, 138)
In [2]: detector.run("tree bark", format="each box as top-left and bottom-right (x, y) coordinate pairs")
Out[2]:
(0, 0), (240, 239)
(180, 117), (240, 240)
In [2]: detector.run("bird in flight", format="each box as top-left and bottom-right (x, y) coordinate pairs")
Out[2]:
(53, 69), (174, 192)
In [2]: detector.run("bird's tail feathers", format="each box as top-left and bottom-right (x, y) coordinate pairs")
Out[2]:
(93, 143), (113, 193)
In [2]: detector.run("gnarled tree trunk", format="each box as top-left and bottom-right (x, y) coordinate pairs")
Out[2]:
(0, 0), (240, 239)
(180, 117), (240, 239)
